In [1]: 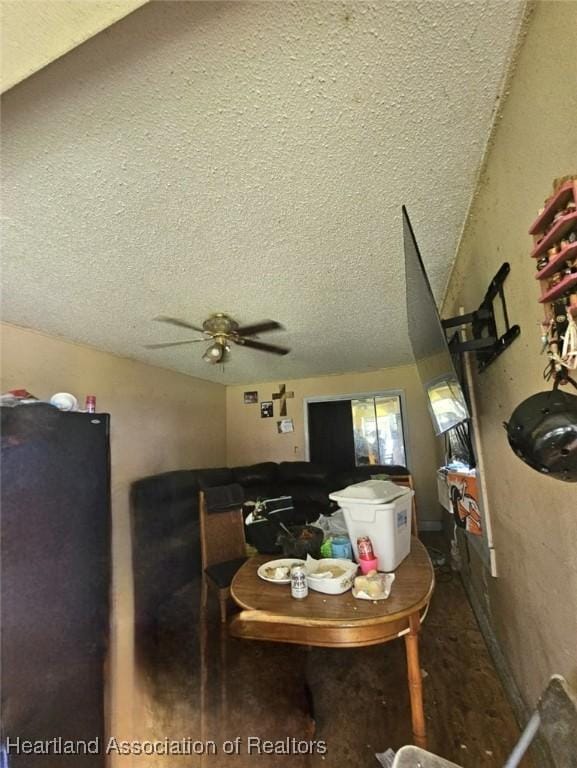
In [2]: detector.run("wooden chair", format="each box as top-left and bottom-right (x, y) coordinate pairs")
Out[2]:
(391, 473), (419, 539)
(199, 491), (247, 623)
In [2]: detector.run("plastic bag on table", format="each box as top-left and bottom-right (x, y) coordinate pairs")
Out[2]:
(315, 509), (348, 537)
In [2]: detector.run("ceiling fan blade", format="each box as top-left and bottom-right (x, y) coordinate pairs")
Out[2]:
(154, 316), (205, 333)
(236, 338), (290, 356)
(143, 339), (205, 349)
(235, 320), (284, 336)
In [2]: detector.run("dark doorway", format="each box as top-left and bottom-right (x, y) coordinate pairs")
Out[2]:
(307, 400), (355, 471)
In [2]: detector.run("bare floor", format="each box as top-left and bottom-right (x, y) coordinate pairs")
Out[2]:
(135, 538), (536, 768)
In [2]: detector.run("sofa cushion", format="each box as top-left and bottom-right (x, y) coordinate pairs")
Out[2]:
(278, 482), (331, 507)
(232, 462), (279, 487)
(278, 461), (330, 484)
(196, 467), (234, 489)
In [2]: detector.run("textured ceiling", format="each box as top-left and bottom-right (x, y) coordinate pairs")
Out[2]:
(1, 0), (524, 385)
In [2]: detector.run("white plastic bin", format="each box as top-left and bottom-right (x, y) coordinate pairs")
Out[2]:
(329, 480), (414, 571)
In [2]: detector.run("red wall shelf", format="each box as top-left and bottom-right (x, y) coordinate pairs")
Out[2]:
(531, 177), (577, 378)
(535, 241), (577, 280)
(529, 180), (576, 235)
(530, 211), (577, 259)
(539, 273), (577, 304)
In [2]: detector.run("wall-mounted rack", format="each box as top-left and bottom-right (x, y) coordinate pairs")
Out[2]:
(534, 241), (577, 281)
(442, 262), (520, 372)
(529, 176), (577, 380)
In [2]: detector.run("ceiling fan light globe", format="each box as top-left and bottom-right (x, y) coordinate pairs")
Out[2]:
(203, 342), (224, 363)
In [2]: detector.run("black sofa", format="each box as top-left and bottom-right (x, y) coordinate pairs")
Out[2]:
(130, 461), (408, 648)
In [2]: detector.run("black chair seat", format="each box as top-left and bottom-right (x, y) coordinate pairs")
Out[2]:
(204, 557), (247, 589)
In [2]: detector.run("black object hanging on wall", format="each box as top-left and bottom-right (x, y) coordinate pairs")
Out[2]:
(1, 404), (111, 767)
(442, 262), (521, 373)
(504, 378), (577, 482)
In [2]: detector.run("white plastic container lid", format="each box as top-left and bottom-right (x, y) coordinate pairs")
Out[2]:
(329, 479), (412, 505)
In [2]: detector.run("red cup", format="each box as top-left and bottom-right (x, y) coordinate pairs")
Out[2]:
(359, 557), (378, 575)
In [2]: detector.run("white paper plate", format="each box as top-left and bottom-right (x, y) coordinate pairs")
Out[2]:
(352, 572), (395, 600)
(257, 558), (305, 584)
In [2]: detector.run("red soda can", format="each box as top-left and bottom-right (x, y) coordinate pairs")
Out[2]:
(85, 395), (96, 413)
(357, 536), (374, 560)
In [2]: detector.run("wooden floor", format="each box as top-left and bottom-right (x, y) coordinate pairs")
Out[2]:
(135, 536), (537, 768)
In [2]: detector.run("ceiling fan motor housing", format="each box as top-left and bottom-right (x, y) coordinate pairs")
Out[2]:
(203, 313), (238, 336)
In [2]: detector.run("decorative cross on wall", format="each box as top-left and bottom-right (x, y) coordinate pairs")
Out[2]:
(272, 383), (294, 417)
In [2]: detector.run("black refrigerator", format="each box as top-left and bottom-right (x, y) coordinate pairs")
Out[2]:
(1, 405), (111, 767)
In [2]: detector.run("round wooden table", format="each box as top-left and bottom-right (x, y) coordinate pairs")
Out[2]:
(230, 537), (435, 748)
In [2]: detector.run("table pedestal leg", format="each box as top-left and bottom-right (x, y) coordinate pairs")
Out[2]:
(200, 596), (208, 743)
(220, 621), (228, 724)
(404, 612), (426, 748)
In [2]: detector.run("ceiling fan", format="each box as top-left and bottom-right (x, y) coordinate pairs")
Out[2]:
(144, 313), (290, 364)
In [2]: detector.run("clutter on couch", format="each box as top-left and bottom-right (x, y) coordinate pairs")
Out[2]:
(244, 495), (295, 554)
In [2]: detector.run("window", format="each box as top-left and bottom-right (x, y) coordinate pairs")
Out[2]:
(305, 391), (408, 470)
(351, 395), (406, 466)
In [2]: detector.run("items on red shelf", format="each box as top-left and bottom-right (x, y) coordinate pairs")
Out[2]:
(529, 177), (577, 377)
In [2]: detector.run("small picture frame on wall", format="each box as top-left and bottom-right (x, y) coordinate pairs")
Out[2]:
(277, 418), (294, 434)
(244, 391), (258, 404)
(260, 401), (274, 418)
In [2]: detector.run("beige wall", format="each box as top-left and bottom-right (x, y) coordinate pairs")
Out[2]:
(0, 0), (149, 93)
(443, 1), (577, 708)
(0, 322), (226, 763)
(226, 364), (442, 525)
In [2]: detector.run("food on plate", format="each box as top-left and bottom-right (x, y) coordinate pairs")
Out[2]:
(264, 565), (290, 580)
(353, 572), (393, 599)
(313, 564), (346, 578)
(303, 557), (357, 594)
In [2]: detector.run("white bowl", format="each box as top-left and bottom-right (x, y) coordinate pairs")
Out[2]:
(305, 558), (358, 595)
(50, 392), (78, 411)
